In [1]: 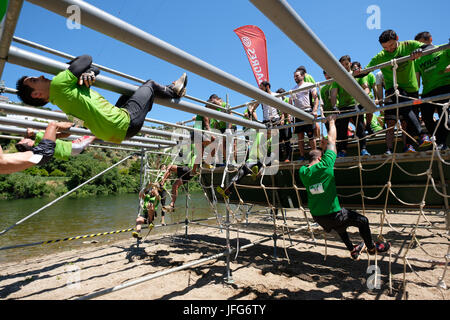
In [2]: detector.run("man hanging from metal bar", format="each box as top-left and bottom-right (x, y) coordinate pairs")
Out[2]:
(0, 121), (72, 174)
(15, 55), (187, 144)
(15, 127), (96, 160)
(299, 114), (390, 260)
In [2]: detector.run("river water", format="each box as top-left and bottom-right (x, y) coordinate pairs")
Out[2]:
(0, 191), (234, 264)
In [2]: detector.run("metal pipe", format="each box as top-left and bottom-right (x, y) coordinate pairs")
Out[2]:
(0, 0), (24, 77)
(0, 116), (175, 146)
(26, 0), (313, 123)
(7, 45), (266, 130)
(0, 102), (188, 140)
(0, 124), (163, 150)
(249, 0), (377, 112)
(272, 92), (450, 130)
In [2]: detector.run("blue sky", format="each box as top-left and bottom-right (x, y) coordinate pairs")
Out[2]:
(2, 0), (449, 127)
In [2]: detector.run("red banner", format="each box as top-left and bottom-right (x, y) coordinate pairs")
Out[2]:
(234, 25), (269, 85)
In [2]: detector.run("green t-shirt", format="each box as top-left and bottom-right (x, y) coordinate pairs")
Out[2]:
(365, 113), (383, 132)
(331, 81), (355, 108)
(49, 69), (130, 144)
(248, 132), (272, 163)
(210, 101), (228, 130)
(34, 131), (72, 161)
(299, 149), (341, 216)
(320, 84), (334, 111)
(366, 40), (424, 93)
(305, 74), (315, 84)
(356, 76), (374, 99)
(415, 45), (450, 95)
(142, 194), (160, 211)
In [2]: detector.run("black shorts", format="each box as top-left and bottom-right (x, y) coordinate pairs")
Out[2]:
(313, 207), (361, 234)
(293, 118), (314, 137)
(177, 166), (193, 182)
(31, 139), (56, 165)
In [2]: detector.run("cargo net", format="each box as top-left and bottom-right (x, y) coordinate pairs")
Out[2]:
(140, 50), (449, 298)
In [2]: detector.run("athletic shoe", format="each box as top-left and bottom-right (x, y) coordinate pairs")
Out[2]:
(385, 149), (393, 155)
(172, 72), (188, 97)
(418, 134), (432, 148)
(132, 231), (142, 240)
(404, 145), (416, 153)
(350, 242), (365, 260)
(337, 151), (347, 158)
(437, 144), (448, 151)
(216, 186), (229, 199)
(375, 241), (390, 253)
(360, 149), (371, 156)
(148, 223), (154, 230)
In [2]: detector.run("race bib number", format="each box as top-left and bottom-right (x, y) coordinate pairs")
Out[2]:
(309, 183), (324, 195)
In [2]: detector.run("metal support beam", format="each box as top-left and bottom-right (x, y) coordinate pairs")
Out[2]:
(249, 0), (377, 112)
(0, 102), (188, 140)
(26, 0), (313, 123)
(0, 0), (24, 77)
(0, 124), (163, 150)
(0, 117), (175, 147)
(7, 45), (266, 130)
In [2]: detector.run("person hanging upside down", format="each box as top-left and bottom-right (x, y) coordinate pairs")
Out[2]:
(16, 54), (187, 144)
(0, 121), (73, 174)
(132, 185), (160, 240)
(15, 128), (96, 160)
(299, 115), (391, 260)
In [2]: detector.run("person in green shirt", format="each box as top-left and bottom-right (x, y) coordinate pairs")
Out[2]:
(132, 185), (160, 240)
(330, 55), (370, 157)
(351, 61), (378, 135)
(15, 128), (96, 161)
(358, 30), (431, 154)
(414, 31), (450, 150)
(0, 121), (72, 174)
(16, 55), (187, 144)
(299, 115), (390, 260)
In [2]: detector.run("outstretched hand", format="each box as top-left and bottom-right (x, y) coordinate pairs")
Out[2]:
(78, 71), (96, 87)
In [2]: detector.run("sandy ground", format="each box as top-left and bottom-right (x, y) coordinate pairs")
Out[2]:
(0, 208), (448, 301)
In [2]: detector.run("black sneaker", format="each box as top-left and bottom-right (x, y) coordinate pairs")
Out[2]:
(375, 241), (390, 253)
(172, 73), (187, 97)
(350, 242), (365, 260)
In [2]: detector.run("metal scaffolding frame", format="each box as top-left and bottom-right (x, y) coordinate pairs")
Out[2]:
(0, 0), (448, 300)
(26, 0), (314, 123)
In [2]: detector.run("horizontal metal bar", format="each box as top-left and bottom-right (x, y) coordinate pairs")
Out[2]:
(7, 45), (266, 129)
(0, 116), (175, 147)
(0, 124), (163, 149)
